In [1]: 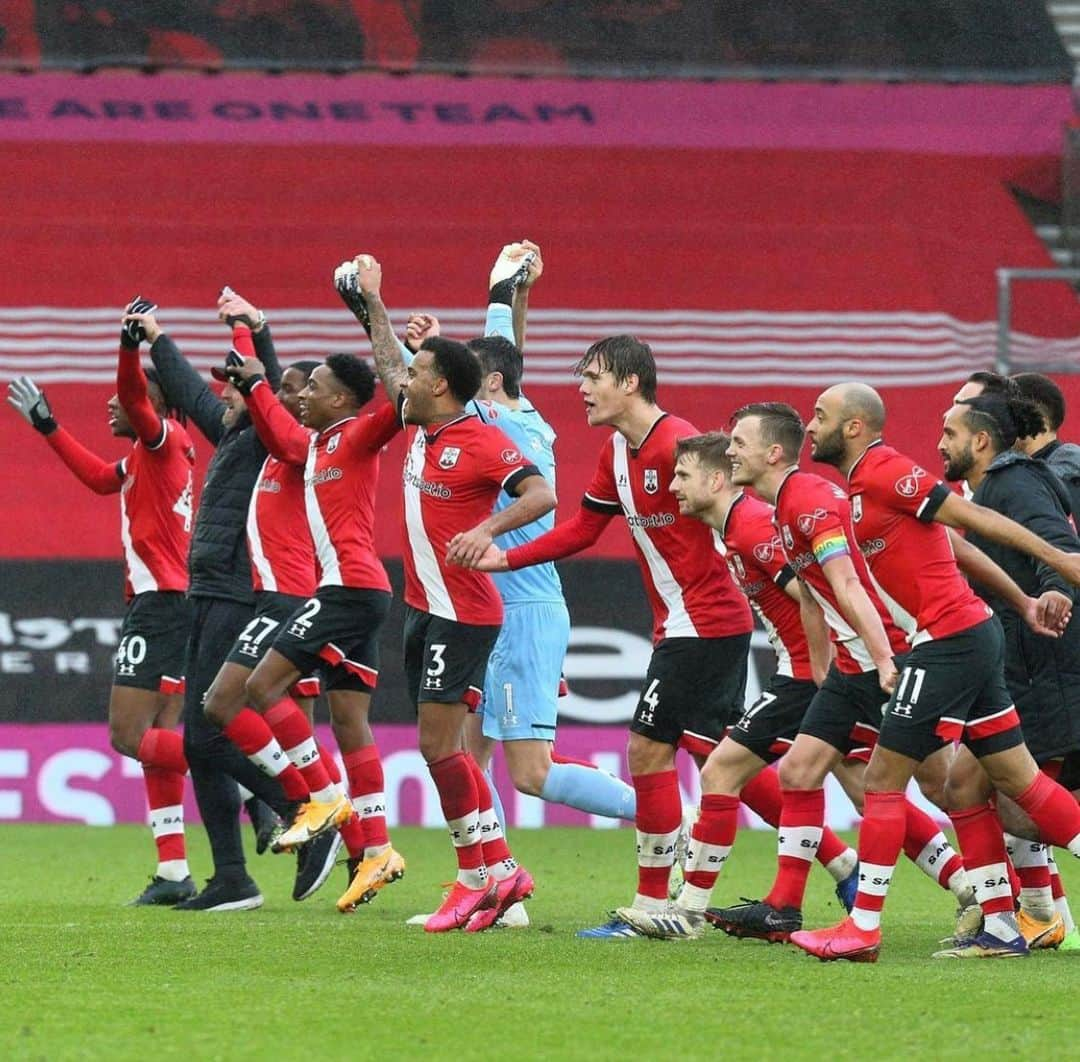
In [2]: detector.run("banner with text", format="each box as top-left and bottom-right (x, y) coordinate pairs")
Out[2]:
(0, 721), (901, 830)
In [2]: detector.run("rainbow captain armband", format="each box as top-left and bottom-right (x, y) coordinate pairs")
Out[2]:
(811, 529), (849, 565)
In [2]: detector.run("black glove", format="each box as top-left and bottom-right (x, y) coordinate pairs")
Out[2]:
(219, 350), (263, 396)
(7, 375), (58, 434)
(333, 261), (372, 335)
(121, 295), (158, 349)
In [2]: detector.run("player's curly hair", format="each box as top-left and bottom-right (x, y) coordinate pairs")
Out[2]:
(958, 393), (1045, 452)
(324, 352), (376, 407)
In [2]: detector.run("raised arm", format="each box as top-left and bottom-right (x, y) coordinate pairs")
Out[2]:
(7, 376), (121, 494)
(116, 302), (166, 448)
(218, 287), (281, 392)
(334, 254), (408, 401)
(222, 355), (310, 466)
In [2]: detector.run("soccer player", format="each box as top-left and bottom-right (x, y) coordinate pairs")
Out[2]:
(197, 335), (346, 904)
(926, 389), (1080, 952)
(612, 431), (864, 939)
(344, 252), (556, 932)
(786, 383), (1080, 960)
(463, 334), (755, 939)
(127, 292), (301, 911)
(340, 243), (636, 838)
(7, 300), (196, 905)
(465, 246), (637, 827)
(669, 405), (973, 944)
(217, 345), (406, 913)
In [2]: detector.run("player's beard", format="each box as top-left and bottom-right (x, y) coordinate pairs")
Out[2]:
(942, 441), (975, 482)
(810, 426), (845, 467)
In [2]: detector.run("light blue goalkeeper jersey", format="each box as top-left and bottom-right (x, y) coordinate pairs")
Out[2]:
(469, 394), (563, 605)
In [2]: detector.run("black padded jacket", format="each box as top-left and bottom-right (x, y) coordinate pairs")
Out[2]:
(149, 327), (281, 604)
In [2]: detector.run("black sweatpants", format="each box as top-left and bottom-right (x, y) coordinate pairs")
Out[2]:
(183, 595), (290, 880)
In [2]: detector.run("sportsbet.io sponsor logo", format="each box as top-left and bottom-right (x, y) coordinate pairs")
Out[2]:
(625, 512), (675, 529)
(307, 466), (343, 487)
(404, 468), (452, 498)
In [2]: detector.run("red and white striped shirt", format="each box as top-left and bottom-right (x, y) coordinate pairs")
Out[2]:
(403, 412), (539, 625)
(581, 414), (751, 643)
(246, 454), (317, 597)
(246, 381), (396, 592)
(720, 491), (811, 680)
(117, 419), (195, 599)
(773, 467), (907, 674)
(847, 441), (992, 644)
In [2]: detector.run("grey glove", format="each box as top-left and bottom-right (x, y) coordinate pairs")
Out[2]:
(333, 260), (372, 335)
(7, 375), (58, 434)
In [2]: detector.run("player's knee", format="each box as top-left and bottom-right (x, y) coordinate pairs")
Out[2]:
(108, 720), (142, 759)
(244, 671), (273, 711)
(777, 750), (824, 791)
(508, 759), (548, 797)
(699, 750), (744, 796)
(626, 733), (673, 775)
(202, 687), (228, 728)
(418, 732), (454, 764)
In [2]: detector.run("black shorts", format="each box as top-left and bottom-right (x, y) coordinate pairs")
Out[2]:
(403, 605), (500, 709)
(878, 619), (1022, 762)
(727, 674), (818, 764)
(798, 665), (890, 758)
(629, 634), (750, 754)
(113, 591), (191, 694)
(226, 591), (323, 695)
(272, 586), (391, 694)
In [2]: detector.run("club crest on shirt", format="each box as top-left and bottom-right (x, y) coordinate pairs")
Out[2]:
(501, 448), (521, 464)
(439, 447), (461, 469)
(895, 466), (926, 498)
(643, 469), (659, 494)
(327, 433), (341, 455)
(851, 494), (863, 522)
(782, 525), (794, 550)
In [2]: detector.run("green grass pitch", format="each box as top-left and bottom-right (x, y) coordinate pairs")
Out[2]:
(4, 824), (1079, 1060)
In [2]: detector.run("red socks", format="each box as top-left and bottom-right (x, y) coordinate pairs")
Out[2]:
(949, 802), (1013, 916)
(429, 752), (485, 887)
(850, 790), (906, 931)
(764, 788), (824, 911)
(264, 697), (335, 796)
(344, 745), (390, 854)
(632, 770), (682, 902)
(223, 707), (309, 801)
